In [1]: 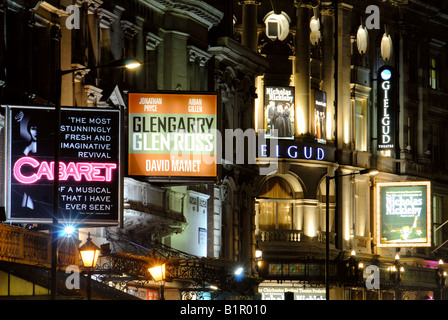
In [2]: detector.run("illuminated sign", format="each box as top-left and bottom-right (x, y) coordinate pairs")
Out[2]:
(376, 181), (431, 247)
(128, 92), (217, 181)
(257, 139), (334, 162)
(259, 286), (326, 300)
(264, 86), (295, 139)
(377, 65), (395, 150)
(3, 105), (121, 225)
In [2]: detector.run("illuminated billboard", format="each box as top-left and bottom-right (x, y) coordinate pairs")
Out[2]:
(128, 92), (217, 181)
(264, 86), (295, 139)
(376, 181), (431, 247)
(3, 105), (121, 225)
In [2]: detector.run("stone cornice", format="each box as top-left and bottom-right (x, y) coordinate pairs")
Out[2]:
(138, 0), (223, 30)
(97, 8), (118, 28)
(208, 37), (269, 78)
(146, 32), (163, 51)
(187, 45), (212, 66)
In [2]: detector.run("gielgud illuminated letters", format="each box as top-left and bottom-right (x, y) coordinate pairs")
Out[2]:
(3, 105), (121, 225)
(128, 93), (217, 179)
(376, 181), (431, 247)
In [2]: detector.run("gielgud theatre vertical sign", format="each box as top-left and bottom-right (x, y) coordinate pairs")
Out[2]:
(376, 181), (431, 247)
(2, 105), (121, 225)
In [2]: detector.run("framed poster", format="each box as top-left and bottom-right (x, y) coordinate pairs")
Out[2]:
(264, 86), (295, 139)
(376, 181), (431, 247)
(128, 92), (217, 182)
(3, 105), (121, 225)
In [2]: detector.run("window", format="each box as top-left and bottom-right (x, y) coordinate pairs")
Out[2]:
(258, 177), (293, 230)
(433, 195), (446, 247)
(430, 57), (438, 90)
(264, 12), (290, 41)
(266, 21), (279, 38)
(259, 201), (293, 230)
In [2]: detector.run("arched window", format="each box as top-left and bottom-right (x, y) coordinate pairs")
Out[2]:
(259, 176), (293, 198)
(257, 176), (298, 230)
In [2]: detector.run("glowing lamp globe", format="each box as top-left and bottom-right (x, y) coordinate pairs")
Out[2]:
(381, 33), (393, 62)
(356, 25), (368, 54)
(148, 263), (166, 282)
(79, 233), (101, 269)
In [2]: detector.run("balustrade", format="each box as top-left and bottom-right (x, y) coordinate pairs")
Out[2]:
(258, 229), (336, 245)
(0, 224), (78, 268)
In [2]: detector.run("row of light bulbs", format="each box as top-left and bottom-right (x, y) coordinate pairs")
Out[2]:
(309, 16), (393, 61)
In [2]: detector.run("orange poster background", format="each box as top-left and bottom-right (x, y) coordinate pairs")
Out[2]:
(128, 93), (217, 115)
(128, 92), (218, 178)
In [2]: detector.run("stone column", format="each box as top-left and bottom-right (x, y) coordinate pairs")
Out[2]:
(158, 29), (189, 90)
(294, 3), (310, 136)
(321, 4), (335, 142)
(239, 0), (260, 52)
(303, 200), (319, 238)
(337, 3), (353, 150)
(145, 32), (162, 91)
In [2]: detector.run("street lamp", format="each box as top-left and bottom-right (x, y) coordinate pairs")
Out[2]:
(325, 168), (378, 300)
(60, 58), (142, 75)
(50, 57), (141, 299)
(235, 267), (244, 276)
(79, 232), (101, 300)
(148, 263), (167, 300)
(255, 247), (263, 271)
(347, 250), (364, 284)
(437, 259), (447, 299)
(388, 254), (405, 300)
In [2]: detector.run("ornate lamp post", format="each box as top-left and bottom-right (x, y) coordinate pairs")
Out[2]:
(388, 254), (405, 300)
(346, 250), (364, 284)
(255, 247), (263, 273)
(148, 263), (167, 300)
(50, 57), (141, 299)
(325, 169), (378, 299)
(79, 232), (101, 300)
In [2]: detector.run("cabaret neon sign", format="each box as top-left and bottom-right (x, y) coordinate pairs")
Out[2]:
(13, 156), (117, 184)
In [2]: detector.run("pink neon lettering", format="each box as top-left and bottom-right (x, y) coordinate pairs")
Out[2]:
(13, 156), (117, 184)
(13, 157), (40, 184)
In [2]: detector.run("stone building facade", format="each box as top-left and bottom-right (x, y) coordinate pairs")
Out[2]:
(1, 0), (448, 300)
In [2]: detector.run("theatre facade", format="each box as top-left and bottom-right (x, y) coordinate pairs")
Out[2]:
(1, 0), (448, 300)
(224, 0), (448, 300)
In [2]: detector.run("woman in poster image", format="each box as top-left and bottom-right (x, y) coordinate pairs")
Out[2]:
(283, 104), (293, 137)
(15, 111), (38, 155)
(14, 111), (39, 210)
